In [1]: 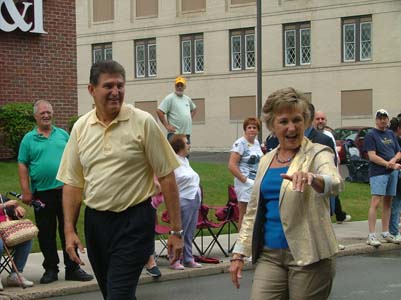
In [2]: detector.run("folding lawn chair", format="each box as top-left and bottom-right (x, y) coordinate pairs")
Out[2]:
(0, 247), (15, 275)
(213, 184), (239, 253)
(192, 203), (229, 257)
(154, 214), (171, 262)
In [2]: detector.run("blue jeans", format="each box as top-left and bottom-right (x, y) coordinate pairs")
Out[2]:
(0, 239), (32, 273)
(390, 194), (401, 236)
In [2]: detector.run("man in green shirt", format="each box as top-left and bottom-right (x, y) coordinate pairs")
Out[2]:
(157, 76), (197, 143)
(18, 100), (93, 284)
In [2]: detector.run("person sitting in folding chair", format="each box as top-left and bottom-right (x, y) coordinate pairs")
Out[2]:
(0, 199), (34, 290)
(169, 135), (202, 270)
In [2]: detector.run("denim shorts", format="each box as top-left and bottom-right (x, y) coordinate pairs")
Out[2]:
(370, 170), (399, 196)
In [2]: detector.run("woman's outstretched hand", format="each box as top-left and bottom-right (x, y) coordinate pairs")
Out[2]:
(281, 171), (316, 192)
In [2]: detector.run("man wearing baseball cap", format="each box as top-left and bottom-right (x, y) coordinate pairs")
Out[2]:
(157, 76), (197, 143)
(364, 109), (401, 247)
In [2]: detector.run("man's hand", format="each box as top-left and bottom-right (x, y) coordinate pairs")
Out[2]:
(21, 192), (33, 205)
(394, 163), (401, 170)
(65, 231), (85, 265)
(165, 124), (176, 133)
(167, 235), (183, 263)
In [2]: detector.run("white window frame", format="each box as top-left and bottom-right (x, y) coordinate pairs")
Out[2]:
(359, 21), (372, 61)
(148, 42), (157, 77)
(181, 40), (192, 74)
(299, 28), (311, 66)
(343, 23), (356, 62)
(231, 35), (242, 70)
(284, 29), (296, 67)
(194, 38), (204, 73)
(135, 44), (146, 78)
(92, 43), (112, 64)
(135, 39), (157, 78)
(245, 33), (255, 69)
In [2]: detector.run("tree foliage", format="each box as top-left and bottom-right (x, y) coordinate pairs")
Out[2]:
(67, 115), (80, 133)
(0, 103), (35, 157)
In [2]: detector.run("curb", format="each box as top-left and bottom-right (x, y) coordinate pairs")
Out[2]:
(1, 242), (400, 299)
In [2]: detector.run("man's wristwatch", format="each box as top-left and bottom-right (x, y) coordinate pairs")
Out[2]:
(169, 230), (184, 238)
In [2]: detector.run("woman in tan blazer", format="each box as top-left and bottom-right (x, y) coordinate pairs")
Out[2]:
(230, 87), (343, 300)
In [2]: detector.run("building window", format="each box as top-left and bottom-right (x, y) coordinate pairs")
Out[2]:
(93, 0), (114, 22)
(135, 39), (156, 78)
(92, 43), (112, 64)
(283, 22), (311, 67)
(182, 0), (206, 12)
(136, 0), (158, 17)
(229, 96), (256, 121)
(230, 28), (255, 71)
(181, 34), (204, 74)
(341, 90), (372, 118)
(342, 16), (372, 62)
(134, 101), (158, 119)
(192, 99), (205, 123)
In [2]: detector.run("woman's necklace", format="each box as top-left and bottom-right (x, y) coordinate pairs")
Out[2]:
(275, 151), (296, 164)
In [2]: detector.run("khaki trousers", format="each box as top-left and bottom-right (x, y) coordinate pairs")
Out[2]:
(251, 248), (336, 300)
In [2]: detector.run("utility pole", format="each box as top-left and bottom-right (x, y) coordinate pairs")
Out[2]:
(256, 0), (262, 142)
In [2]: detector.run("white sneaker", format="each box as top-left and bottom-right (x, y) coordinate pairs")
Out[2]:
(338, 244), (346, 250)
(366, 234), (381, 247)
(7, 272), (34, 288)
(385, 234), (401, 244)
(394, 234), (401, 244)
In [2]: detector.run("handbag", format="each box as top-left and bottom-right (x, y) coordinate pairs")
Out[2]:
(0, 195), (38, 247)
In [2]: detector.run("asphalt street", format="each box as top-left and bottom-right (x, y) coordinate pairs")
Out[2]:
(38, 249), (401, 300)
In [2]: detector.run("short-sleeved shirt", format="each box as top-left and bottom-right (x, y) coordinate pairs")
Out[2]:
(363, 128), (401, 177)
(230, 137), (263, 180)
(18, 126), (69, 192)
(56, 104), (180, 212)
(158, 92), (196, 135)
(174, 155), (200, 200)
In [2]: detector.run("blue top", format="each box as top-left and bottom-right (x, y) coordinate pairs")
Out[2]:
(363, 128), (401, 177)
(261, 166), (289, 249)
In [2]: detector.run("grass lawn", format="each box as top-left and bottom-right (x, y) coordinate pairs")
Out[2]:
(0, 160), (374, 253)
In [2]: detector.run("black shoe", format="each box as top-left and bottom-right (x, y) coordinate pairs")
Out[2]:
(146, 266), (162, 278)
(65, 268), (94, 281)
(40, 270), (58, 284)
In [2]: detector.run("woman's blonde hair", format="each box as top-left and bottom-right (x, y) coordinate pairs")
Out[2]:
(262, 87), (311, 131)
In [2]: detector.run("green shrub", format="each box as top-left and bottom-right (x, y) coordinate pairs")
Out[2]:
(0, 103), (35, 157)
(67, 115), (80, 133)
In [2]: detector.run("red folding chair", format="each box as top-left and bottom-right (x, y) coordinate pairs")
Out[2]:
(192, 203), (229, 257)
(154, 214), (171, 262)
(213, 184), (239, 253)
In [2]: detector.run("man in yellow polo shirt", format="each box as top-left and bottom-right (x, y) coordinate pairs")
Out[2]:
(57, 60), (183, 300)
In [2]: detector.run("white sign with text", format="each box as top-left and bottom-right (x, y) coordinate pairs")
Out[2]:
(0, 0), (46, 33)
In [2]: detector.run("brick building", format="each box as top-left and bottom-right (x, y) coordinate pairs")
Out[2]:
(0, 0), (77, 158)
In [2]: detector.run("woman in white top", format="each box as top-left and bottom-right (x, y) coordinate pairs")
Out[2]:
(228, 117), (263, 230)
(169, 135), (202, 270)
